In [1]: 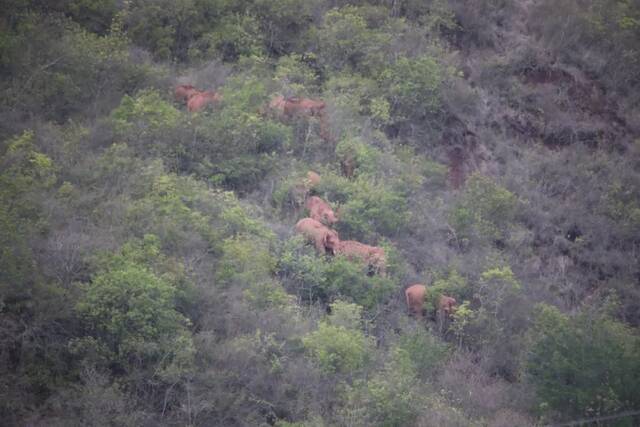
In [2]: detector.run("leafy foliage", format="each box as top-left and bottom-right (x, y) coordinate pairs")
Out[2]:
(527, 303), (640, 419)
(449, 173), (518, 245)
(303, 301), (374, 375)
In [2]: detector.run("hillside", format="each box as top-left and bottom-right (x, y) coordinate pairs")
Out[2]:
(1, 1), (639, 425)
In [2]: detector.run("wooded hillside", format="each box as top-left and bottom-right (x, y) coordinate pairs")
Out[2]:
(1, 1), (639, 425)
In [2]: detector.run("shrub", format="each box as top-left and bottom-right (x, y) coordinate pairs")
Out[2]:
(75, 239), (192, 372)
(198, 14), (264, 62)
(317, 6), (392, 75)
(0, 131), (57, 299)
(303, 301), (373, 375)
(396, 329), (449, 379)
(527, 303), (640, 420)
(274, 53), (321, 95)
(111, 89), (181, 136)
(1, 14), (154, 124)
(318, 172), (410, 240)
(381, 54), (446, 123)
(449, 173), (518, 245)
(191, 77), (291, 191)
(216, 234), (276, 289)
(125, 164), (271, 255)
(323, 256), (396, 311)
(334, 136), (381, 178)
(278, 237), (395, 311)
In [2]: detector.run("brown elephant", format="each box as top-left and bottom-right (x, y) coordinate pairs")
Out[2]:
(289, 171), (323, 209)
(187, 90), (222, 112)
(266, 95), (331, 141)
(405, 284), (458, 318)
(283, 97), (326, 118)
(405, 284), (427, 317)
(295, 218), (340, 255)
(305, 171), (321, 189)
(305, 196), (338, 226)
(439, 295), (457, 316)
(175, 84), (199, 103)
(335, 240), (386, 275)
(267, 95), (287, 116)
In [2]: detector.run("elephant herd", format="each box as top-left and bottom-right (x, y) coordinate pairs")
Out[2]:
(294, 173), (387, 276)
(293, 172), (457, 319)
(175, 84), (331, 140)
(175, 84), (457, 321)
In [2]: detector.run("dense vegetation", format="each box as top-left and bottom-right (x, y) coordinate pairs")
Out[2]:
(1, 1), (639, 425)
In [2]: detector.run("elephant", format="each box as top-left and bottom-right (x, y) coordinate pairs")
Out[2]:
(267, 95), (287, 116)
(187, 90), (222, 112)
(175, 84), (198, 103)
(439, 295), (457, 316)
(265, 95), (331, 142)
(283, 97), (326, 118)
(295, 218), (340, 255)
(305, 196), (338, 226)
(305, 171), (321, 189)
(289, 171), (323, 209)
(405, 284), (427, 317)
(335, 240), (386, 275)
(405, 284), (458, 318)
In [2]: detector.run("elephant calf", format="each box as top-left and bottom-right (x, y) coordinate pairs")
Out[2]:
(405, 284), (457, 318)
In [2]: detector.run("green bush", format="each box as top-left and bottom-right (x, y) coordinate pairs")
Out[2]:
(125, 163), (271, 255)
(303, 301), (373, 375)
(190, 77), (291, 190)
(197, 14), (264, 62)
(342, 334), (442, 427)
(335, 137), (381, 178)
(251, 0), (313, 55)
(216, 234), (276, 288)
(278, 236), (395, 311)
(75, 236), (192, 372)
(527, 303), (640, 419)
(449, 173), (518, 245)
(381, 55), (446, 122)
(324, 256), (396, 311)
(274, 53), (321, 95)
(316, 6), (392, 75)
(396, 329), (449, 379)
(111, 89), (181, 136)
(317, 172), (410, 240)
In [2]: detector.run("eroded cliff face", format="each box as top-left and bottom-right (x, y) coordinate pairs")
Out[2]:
(439, 0), (638, 190)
